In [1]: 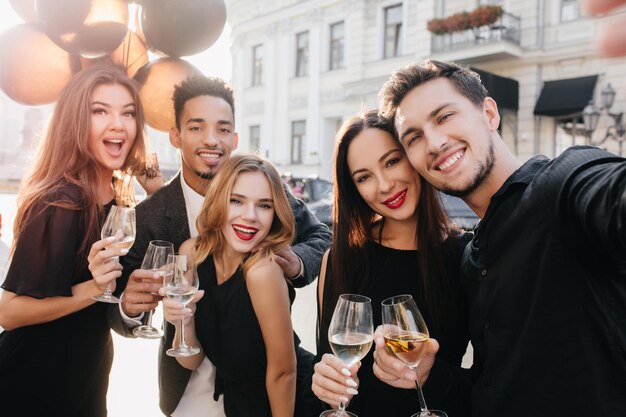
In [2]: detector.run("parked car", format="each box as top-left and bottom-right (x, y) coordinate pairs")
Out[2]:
(283, 174), (333, 226)
(437, 192), (480, 230)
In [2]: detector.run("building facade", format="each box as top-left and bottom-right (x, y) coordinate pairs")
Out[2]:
(228, 0), (626, 180)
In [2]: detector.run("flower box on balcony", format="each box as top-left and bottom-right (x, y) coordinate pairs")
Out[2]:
(427, 5), (503, 35)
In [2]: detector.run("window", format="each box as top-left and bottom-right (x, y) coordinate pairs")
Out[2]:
(329, 21), (345, 70)
(384, 4), (403, 59)
(295, 31), (309, 77)
(251, 44), (263, 86)
(561, 0), (580, 22)
(291, 120), (306, 164)
(249, 125), (260, 153)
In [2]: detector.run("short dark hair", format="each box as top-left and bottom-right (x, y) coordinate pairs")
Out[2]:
(379, 60), (488, 120)
(173, 76), (235, 129)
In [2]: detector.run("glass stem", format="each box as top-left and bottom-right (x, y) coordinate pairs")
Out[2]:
(144, 309), (154, 327)
(414, 367), (429, 413)
(179, 319), (188, 349)
(336, 401), (346, 416)
(104, 256), (120, 296)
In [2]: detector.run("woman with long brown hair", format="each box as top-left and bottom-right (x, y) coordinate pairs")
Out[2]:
(310, 110), (471, 416)
(0, 65), (148, 416)
(162, 154), (302, 417)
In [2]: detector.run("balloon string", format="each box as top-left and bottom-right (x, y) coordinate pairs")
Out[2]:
(124, 31), (132, 72)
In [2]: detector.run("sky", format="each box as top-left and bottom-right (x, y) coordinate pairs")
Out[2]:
(0, 1), (233, 82)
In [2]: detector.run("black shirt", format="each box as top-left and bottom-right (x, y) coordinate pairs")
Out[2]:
(317, 235), (472, 417)
(430, 146), (626, 416)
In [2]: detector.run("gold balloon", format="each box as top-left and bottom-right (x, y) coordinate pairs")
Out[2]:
(0, 23), (77, 105)
(80, 30), (148, 78)
(134, 58), (202, 132)
(110, 31), (148, 77)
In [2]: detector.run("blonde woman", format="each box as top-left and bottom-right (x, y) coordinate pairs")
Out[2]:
(162, 154), (299, 417)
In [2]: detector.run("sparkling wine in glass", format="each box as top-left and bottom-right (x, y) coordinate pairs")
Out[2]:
(133, 240), (174, 339)
(94, 205), (136, 303)
(320, 294), (374, 417)
(381, 294), (447, 417)
(164, 253), (200, 357)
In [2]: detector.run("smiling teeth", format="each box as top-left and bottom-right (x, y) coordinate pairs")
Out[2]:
(233, 225), (256, 233)
(105, 139), (122, 143)
(438, 151), (463, 170)
(388, 192), (405, 205)
(199, 153), (219, 159)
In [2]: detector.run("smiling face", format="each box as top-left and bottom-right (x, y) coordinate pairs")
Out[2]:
(221, 171), (275, 255)
(394, 77), (499, 198)
(171, 95), (239, 193)
(88, 83), (137, 177)
(346, 127), (421, 221)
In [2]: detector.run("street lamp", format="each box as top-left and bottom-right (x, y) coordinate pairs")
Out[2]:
(582, 83), (625, 156)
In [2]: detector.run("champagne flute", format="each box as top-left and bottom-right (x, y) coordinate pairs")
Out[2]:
(164, 253), (200, 357)
(320, 294), (374, 417)
(381, 295), (446, 417)
(132, 240), (174, 339)
(94, 205), (136, 303)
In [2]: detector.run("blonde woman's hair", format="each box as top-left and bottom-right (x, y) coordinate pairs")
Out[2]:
(194, 154), (295, 273)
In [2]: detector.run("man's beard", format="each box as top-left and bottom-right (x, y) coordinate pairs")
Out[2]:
(440, 140), (495, 198)
(196, 170), (215, 180)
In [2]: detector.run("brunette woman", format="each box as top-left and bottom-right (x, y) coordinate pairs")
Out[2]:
(0, 65), (148, 416)
(310, 111), (471, 416)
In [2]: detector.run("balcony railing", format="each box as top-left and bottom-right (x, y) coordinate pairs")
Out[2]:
(431, 12), (521, 53)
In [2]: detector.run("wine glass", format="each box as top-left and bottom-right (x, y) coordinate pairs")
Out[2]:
(94, 205), (136, 303)
(320, 294), (374, 417)
(381, 295), (446, 417)
(164, 253), (200, 357)
(132, 240), (174, 339)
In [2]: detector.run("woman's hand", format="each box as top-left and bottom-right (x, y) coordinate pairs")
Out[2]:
(159, 287), (204, 327)
(87, 236), (127, 292)
(136, 152), (164, 195)
(371, 325), (439, 389)
(311, 353), (361, 409)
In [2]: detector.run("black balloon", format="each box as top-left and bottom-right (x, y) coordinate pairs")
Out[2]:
(141, 0), (226, 58)
(9, 0), (37, 22)
(35, 0), (129, 59)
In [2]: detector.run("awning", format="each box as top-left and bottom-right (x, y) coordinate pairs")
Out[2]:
(472, 68), (519, 111)
(533, 75), (598, 117)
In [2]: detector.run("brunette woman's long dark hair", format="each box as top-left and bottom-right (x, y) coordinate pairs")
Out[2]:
(321, 110), (453, 337)
(13, 65), (147, 267)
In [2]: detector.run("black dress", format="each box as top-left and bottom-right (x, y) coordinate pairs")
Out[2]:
(316, 234), (472, 417)
(194, 255), (306, 417)
(0, 184), (113, 417)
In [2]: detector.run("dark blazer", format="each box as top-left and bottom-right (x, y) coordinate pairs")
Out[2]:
(108, 173), (331, 415)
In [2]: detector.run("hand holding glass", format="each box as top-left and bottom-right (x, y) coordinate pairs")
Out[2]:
(133, 240), (174, 339)
(93, 205), (136, 303)
(381, 294), (446, 417)
(320, 294), (374, 417)
(164, 253), (200, 357)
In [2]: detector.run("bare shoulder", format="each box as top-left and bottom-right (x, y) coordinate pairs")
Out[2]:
(246, 255), (285, 289)
(179, 238), (197, 255)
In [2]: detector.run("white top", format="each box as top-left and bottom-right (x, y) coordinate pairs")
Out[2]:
(173, 174), (225, 416)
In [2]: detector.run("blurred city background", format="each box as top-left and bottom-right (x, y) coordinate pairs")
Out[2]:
(1, 0), (625, 415)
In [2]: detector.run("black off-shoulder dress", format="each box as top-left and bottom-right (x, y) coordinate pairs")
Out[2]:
(0, 184), (113, 417)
